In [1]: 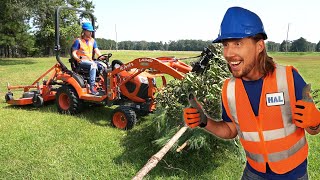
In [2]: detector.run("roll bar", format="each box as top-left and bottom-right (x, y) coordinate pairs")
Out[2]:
(54, 6), (95, 72)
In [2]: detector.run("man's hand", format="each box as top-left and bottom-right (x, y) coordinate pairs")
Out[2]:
(293, 84), (320, 128)
(98, 55), (106, 60)
(293, 100), (320, 128)
(183, 94), (207, 128)
(183, 107), (201, 128)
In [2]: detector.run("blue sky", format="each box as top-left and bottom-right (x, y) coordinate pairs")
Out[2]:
(92, 0), (320, 43)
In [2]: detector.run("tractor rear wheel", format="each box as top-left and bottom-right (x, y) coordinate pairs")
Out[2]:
(56, 85), (83, 114)
(111, 106), (137, 130)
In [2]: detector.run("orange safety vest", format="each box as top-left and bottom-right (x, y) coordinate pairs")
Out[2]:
(221, 64), (308, 174)
(76, 38), (95, 60)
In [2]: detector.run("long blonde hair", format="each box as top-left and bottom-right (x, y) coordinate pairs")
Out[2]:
(251, 34), (275, 76)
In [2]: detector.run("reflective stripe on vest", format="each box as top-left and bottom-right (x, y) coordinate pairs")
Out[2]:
(244, 135), (306, 163)
(76, 38), (94, 60)
(223, 64), (308, 174)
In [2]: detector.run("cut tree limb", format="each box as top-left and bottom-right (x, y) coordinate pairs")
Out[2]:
(132, 126), (188, 180)
(176, 141), (188, 152)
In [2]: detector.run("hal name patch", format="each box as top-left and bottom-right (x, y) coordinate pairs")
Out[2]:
(266, 92), (285, 106)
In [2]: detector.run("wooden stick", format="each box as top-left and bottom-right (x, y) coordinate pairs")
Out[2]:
(176, 141), (188, 153)
(132, 126), (188, 180)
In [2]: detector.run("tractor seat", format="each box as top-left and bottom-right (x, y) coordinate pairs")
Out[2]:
(69, 57), (91, 76)
(69, 57), (103, 84)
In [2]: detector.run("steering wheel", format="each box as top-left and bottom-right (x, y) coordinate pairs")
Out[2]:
(97, 53), (112, 63)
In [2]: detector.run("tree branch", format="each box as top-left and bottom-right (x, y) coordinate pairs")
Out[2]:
(132, 126), (188, 180)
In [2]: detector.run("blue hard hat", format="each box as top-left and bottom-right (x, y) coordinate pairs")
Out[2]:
(213, 7), (267, 43)
(82, 22), (94, 32)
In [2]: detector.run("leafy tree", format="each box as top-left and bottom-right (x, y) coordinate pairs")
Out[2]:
(316, 41), (320, 52)
(163, 42), (169, 51)
(118, 41), (133, 50)
(290, 37), (308, 52)
(168, 40), (178, 51)
(31, 0), (95, 56)
(307, 43), (316, 52)
(0, 0), (34, 57)
(148, 42), (164, 50)
(266, 41), (280, 52)
(96, 38), (116, 50)
(153, 44), (235, 151)
(279, 40), (289, 52)
(135, 41), (148, 50)
(158, 41), (164, 50)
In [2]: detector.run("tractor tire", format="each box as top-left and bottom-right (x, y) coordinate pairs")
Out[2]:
(32, 95), (44, 108)
(5, 92), (13, 102)
(111, 60), (124, 70)
(136, 110), (150, 117)
(111, 106), (137, 130)
(56, 85), (83, 114)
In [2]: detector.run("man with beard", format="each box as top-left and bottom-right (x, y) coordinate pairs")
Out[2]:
(183, 6), (320, 180)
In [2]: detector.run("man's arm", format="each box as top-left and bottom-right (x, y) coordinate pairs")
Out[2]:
(72, 50), (81, 62)
(183, 107), (238, 139)
(71, 39), (81, 62)
(205, 119), (238, 139)
(184, 93), (238, 139)
(94, 48), (102, 57)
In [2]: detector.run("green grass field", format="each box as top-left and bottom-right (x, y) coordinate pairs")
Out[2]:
(0, 51), (319, 179)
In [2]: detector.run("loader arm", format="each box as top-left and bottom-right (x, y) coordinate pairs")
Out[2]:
(111, 57), (191, 80)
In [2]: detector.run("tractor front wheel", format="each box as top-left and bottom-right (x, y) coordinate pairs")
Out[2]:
(111, 106), (137, 130)
(56, 85), (83, 114)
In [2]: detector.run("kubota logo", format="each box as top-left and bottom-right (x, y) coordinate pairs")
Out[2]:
(139, 58), (153, 63)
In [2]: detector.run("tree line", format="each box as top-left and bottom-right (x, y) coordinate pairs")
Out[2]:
(96, 39), (213, 51)
(96, 37), (320, 52)
(1, 0), (320, 58)
(266, 37), (320, 52)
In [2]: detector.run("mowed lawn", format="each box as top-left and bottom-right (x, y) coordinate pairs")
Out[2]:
(0, 51), (319, 179)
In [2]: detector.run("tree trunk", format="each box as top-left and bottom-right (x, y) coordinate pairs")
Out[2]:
(0, 47), (3, 58)
(11, 47), (15, 58)
(132, 126), (188, 180)
(6, 45), (10, 58)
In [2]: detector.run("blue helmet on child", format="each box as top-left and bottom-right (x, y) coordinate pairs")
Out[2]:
(213, 7), (267, 43)
(82, 22), (94, 32)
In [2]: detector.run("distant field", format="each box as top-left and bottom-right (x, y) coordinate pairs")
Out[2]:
(0, 51), (319, 179)
(270, 52), (320, 90)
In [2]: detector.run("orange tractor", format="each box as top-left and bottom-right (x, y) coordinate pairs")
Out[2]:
(5, 6), (214, 130)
